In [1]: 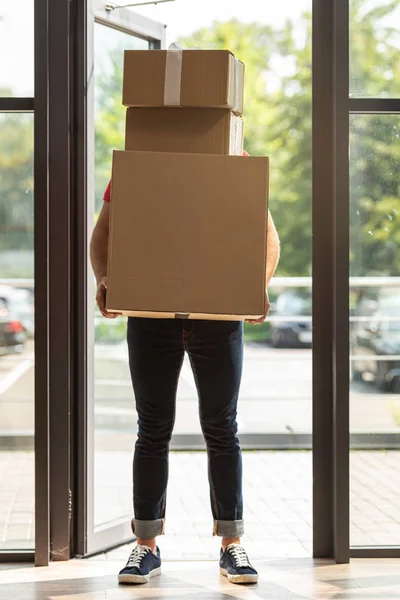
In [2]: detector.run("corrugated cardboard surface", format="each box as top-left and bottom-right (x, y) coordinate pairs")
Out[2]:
(125, 108), (244, 155)
(123, 50), (245, 115)
(107, 151), (269, 320)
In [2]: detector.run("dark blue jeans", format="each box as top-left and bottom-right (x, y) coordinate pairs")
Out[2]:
(127, 317), (244, 540)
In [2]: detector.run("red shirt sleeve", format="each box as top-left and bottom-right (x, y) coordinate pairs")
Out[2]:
(103, 180), (111, 203)
(103, 151), (249, 201)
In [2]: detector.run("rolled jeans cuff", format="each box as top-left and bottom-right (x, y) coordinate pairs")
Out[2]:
(131, 518), (165, 539)
(213, 519), (244, 538)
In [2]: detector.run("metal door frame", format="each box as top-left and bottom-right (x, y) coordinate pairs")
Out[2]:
(75, 0), (165, 557)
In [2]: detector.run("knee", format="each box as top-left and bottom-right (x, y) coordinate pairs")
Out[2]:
(136, 417), (174, 451)
(201, 416), (240, 450)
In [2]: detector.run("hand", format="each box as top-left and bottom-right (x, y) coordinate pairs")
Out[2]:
(96, 276), (121, 319)
(246, 290), (270, 325)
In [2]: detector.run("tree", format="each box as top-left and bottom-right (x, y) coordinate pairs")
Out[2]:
(349, 0), (400, 276)
(94, 49), (127, 213)
(0, 110), (34, 277)
(180, 17), (312, 276)
(2, 3), (399, 279)
(180, 2), (400, 276)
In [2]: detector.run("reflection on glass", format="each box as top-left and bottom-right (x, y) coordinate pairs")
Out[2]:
(0, 0), (34, 97)
(93, 25), (149, 530)
(0, 114), (34, 549)
(350, 0), (400, 98)
(350, 114), (400, 547)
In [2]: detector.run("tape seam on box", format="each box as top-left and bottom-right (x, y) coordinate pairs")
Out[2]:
(233, 58), (240, 113)
(164, 49), (183, 106)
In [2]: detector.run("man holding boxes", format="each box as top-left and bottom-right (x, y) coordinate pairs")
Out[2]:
(90, 48), (280, 585)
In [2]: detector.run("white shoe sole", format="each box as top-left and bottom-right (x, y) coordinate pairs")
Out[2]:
(118, 566), (162, 584)
(220, 567), (258, 584)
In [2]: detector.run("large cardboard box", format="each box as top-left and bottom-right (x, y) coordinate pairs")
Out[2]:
(125, 108), (244, 155)
(106, 151), (269, 321)
(123, 49), (245, 115)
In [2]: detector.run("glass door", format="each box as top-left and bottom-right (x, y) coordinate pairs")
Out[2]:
(85, 2), (165, 555)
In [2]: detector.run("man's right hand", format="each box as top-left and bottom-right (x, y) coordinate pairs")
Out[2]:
(96, 276), (121, 319)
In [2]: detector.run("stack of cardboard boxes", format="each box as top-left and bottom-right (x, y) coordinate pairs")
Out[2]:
(106, 48), (269, 321)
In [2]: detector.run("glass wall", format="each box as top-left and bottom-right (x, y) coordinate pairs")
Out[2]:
(349, 0), (400, 551)
(0, 0), (34, 97)
(350, 114), (400, 547)
(92, 24), (150, 531)
(0, 114), (34, 550)
(349, 0), (400, 98)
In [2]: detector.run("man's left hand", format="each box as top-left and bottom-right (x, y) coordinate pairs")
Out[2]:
(246, 290), (270, 325)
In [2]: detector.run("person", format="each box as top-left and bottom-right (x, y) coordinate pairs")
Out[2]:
(90, 151), (280, 586)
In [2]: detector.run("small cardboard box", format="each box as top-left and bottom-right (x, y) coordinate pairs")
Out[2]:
(125, 108), (244, 155)
(106, 151), (269, 321)
(123, 49), (245, 115)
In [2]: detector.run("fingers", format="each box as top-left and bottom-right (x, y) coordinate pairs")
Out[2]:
(245, 303), (270, 325)
(96, 282), (107, 314)
(246, 316), (266, 325)
(96, 280), (121, 319)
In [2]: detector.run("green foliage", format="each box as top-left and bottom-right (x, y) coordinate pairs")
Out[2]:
(0, 112), (33, 277)
(0, 114), (33, 250)
(1, 3), (400, 281)
(95, 314), (127, 343)
(244, 321), (271, 343)
(94, 50), (127, 213)
(350, 114), (400, 276)
(180, 3), (400, 277)
(180, 16), (312, 276)
(350, 0), (400, 98)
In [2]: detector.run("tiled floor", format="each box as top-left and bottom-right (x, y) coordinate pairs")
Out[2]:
(2, 556), (400, 599)
(3, 450), (400, 555)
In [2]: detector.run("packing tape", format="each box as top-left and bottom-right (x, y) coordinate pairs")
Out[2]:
(233, 57), (241, 114)
(164, 48), (183, 106)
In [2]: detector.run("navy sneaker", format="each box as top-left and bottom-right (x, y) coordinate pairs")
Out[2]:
(118, 544), (161, 584)
(219, 543), (258, 584)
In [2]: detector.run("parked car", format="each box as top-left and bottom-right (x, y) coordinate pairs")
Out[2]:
(270, 289), (312, 348)
(0, 285), (35, 338)
(0, 299), (26, 356)
(351, 295), (400, 392)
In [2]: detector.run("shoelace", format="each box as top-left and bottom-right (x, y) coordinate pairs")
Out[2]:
(227, 545), (250, 568)
(126, 544), (151, 568)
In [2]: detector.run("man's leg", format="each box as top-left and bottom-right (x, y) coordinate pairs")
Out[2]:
(186, 320), (258, 584)
(119, 317), (184, 584)
(186, 320), (244, 540)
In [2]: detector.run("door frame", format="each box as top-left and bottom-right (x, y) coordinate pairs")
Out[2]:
(74, 0), (165, 557)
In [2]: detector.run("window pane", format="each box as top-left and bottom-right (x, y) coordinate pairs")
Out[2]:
(350, 0), (400, 98)
(0, 113), (34, 550)
(350, 114), (400, 546)
(0, 1), (34, 97)
(94, 25), (149, 211)
(92, 25), (150, 531)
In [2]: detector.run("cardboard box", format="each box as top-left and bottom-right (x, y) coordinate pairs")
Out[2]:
(123, 49), (245, 115)
(106, 151), (269, 321)
(125, 108), (244, 155)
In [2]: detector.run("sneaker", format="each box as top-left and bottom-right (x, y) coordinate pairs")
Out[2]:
(219, 543), (258, 584)
(118, 544), (162, 584)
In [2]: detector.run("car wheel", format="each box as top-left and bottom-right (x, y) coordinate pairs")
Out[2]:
(376, 360), (391, 392)
(271, 330), (283, 348)
(352, 368), (363, 383)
